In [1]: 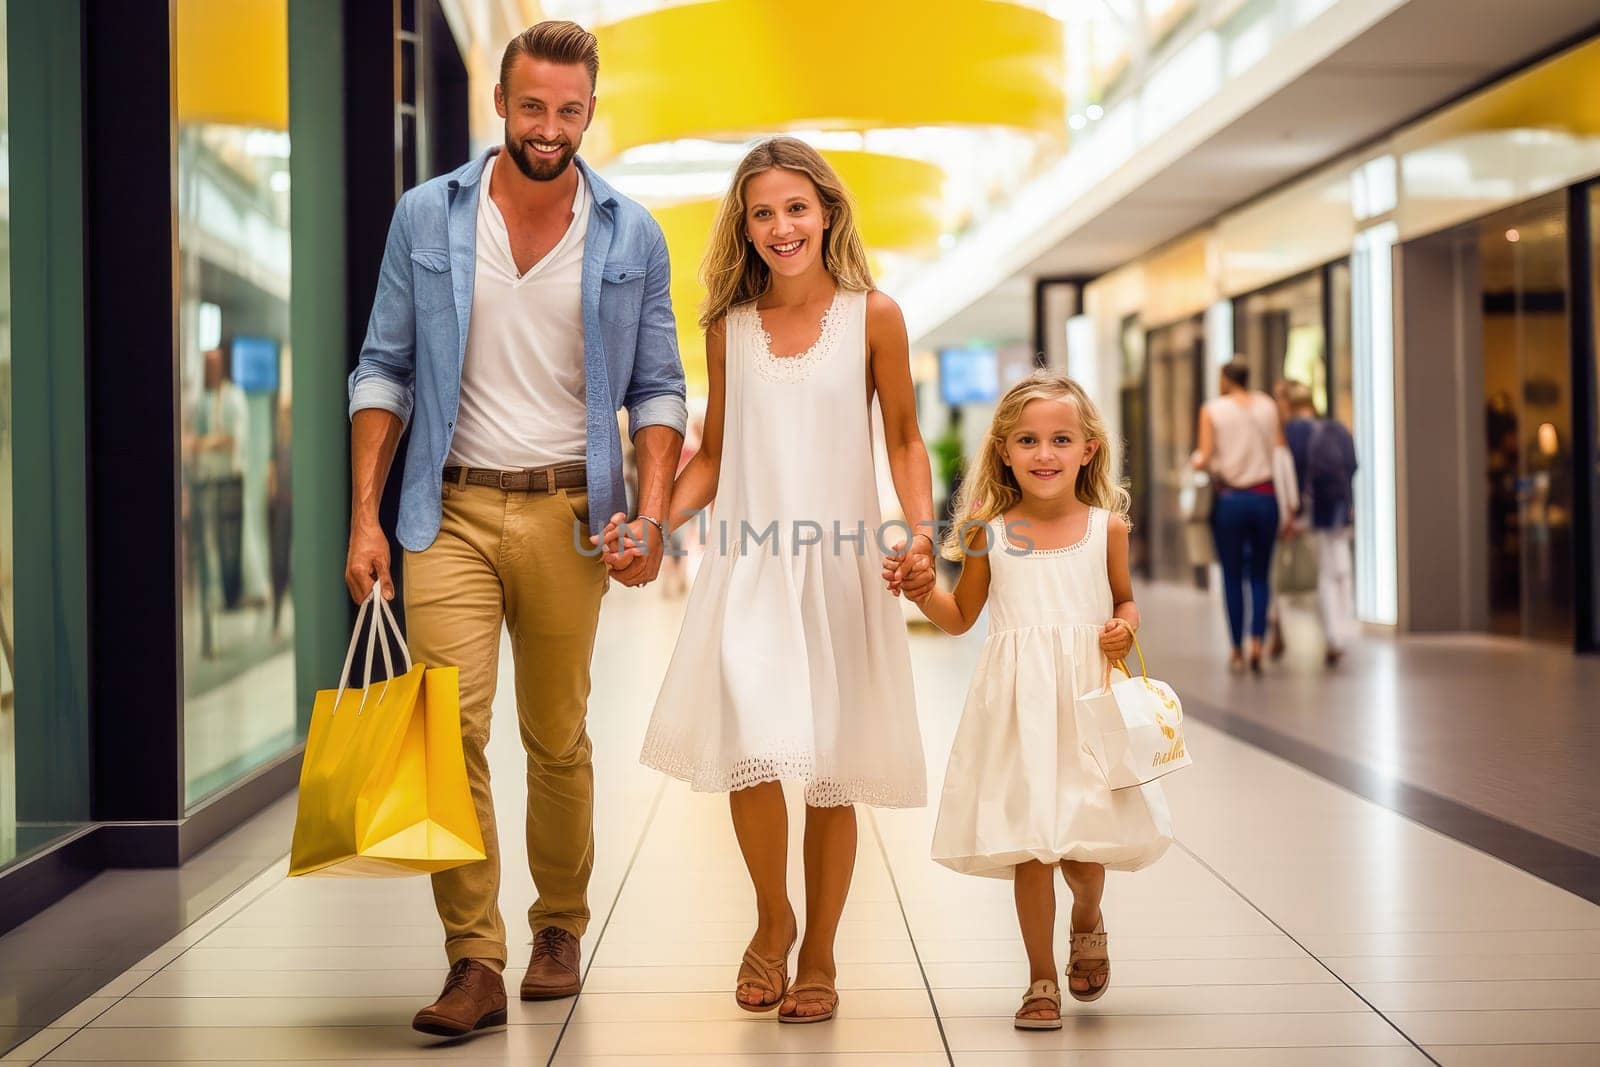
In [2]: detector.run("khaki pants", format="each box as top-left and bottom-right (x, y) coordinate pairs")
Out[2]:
(404, 482), (607, 970)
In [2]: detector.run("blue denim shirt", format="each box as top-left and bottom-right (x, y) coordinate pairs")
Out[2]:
(348, 150), (687, 551)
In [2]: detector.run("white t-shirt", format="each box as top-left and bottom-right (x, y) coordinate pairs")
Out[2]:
(446, 159), (591, 470)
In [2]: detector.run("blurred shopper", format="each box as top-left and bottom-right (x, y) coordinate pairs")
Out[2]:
(345, 21), (686, 1037)
(267, 392), (293, 637)
(189, 346), (248, 633)
(1191, 358), (1286, 674)
(1283, 381), (1359, 666)
(910, 372), (1171, 1031)
(608, 138), (935, 1024)
(1263, 379), (1295, 660)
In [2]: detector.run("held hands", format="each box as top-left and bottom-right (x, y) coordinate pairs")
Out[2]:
(591, 511), (664, 588)
(1099, 617), (1135, 661)
(881, 532), (937, 603)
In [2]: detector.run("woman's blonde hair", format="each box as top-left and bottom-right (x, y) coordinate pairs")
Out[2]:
(942, 371), (1130, 560)
(699, 137), (875, 329)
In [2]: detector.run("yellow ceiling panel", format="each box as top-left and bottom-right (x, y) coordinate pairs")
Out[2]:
(1397, 35), (1600, 144)
(650, 149), (945, 392)
(588, 0), (1065, 162)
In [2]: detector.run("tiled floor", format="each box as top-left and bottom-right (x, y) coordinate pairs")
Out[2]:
(7, 585), (1599, 1064)
(1136, 581), (1600, 859)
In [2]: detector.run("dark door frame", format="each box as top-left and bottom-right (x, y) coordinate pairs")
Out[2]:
(1569, 180), (1598, 654)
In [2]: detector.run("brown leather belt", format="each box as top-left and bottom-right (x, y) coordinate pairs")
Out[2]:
(442, 462), (587, 493)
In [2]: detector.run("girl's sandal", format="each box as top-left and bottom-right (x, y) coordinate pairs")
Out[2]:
(734, 940), (792, 1013)
(777, 981), (838, 1024)
(1013, 978), (1063, 1030)
(1067, 920), (1111, 1003)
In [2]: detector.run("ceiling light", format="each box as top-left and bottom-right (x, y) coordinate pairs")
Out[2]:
(1505, 228), (1520, 243)
(1069, 114), (1087, 130)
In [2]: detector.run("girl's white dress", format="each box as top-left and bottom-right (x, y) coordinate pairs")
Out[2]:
(932, 508), (1172, 877)
(640, 289), (926, 808)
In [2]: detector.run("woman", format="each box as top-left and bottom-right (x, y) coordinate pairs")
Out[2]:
(602, 138), (934, 1023)
(1191, 358), (1286, 674)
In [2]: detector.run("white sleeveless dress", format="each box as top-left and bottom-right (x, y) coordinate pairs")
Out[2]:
(640, 289), (926, 808)
(931, 508), (1173, 877)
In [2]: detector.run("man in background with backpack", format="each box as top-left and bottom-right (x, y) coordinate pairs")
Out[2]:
(1284, 382), (1359, 667)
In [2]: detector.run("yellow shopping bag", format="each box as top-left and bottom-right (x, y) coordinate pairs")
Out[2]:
(289, 586), (485, 877)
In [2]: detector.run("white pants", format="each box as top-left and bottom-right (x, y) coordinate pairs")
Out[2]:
(1313, 527), (1357, 652)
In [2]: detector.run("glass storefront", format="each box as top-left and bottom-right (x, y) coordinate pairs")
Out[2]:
(1231, 264), (1356, 432)
(1145, 316), (1204, 584)
(2, 0), (93, 872)
(1, 0), (15, 865)
(1590, 183), (1600, 649)
(1475, 194), (1574, 643)
(1118, 315), (1150, 575)
(1328, 260), (1354, 430)
(175, 0), (299, 806)
(1235, 271), (1328, 414)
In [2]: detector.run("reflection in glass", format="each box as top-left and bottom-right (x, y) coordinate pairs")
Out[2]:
(177, 1), (298, 806)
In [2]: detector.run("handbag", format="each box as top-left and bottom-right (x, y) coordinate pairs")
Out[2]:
(1274, 531), (1319, 594)
(1179, 469), (1215, 567)
(1080, 637), (1192, 790)
(288, 585), (486, 877)
(1271, 444), (1300, 528)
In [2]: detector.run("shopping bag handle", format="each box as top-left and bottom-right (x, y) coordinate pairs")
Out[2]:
(332, 584), (413, 713)
(375, 590), (413, 673)
(1102, 631), (1149, 689)
(1104, 636), (1183, 723)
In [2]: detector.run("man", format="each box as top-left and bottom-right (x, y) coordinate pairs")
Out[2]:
(345, 21), (685, 1036)
(1283, 381), (1358, 667)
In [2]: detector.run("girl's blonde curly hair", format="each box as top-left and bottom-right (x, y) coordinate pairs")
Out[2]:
(942, 371), (1130, 560)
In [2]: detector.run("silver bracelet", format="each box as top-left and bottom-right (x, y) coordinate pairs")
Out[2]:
(637, 515), (665, 540)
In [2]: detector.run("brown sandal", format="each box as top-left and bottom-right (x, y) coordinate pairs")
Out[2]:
(1013, 978), (1062, 1030)
(777, 980), (838, 1023)
(1067, 920), (1110, 1002)
(735, 939), (793, 1013)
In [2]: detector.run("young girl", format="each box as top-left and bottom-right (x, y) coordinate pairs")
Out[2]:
(600, 137), (935, 1023)
(906, 372), (1173, 1030)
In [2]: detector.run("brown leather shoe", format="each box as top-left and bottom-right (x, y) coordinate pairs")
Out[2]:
(520, 927), (581, 1000)
(412, 959), (507, 1037)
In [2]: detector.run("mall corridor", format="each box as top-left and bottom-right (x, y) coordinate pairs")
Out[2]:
(2, 587), (1596, 1065)
(5, 1), (1600, 1064)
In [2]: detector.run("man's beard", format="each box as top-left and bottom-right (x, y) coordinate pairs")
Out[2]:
(505, 131), (577, 182)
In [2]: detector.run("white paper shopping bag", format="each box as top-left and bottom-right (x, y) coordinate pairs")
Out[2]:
(1080, 641), (1192, 790)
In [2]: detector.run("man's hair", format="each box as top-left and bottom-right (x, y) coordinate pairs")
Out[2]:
(501, 20), (598, 92)
(1285, 380), (1315, 409)
(1221, 357), (1250, 389)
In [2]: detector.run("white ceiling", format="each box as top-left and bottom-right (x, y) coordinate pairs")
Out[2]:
(920, 0), (1600, 347)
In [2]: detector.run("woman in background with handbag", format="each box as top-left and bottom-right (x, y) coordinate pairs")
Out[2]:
(1191, 357), (1293, 674)
(903, 372), (1173, 1032)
